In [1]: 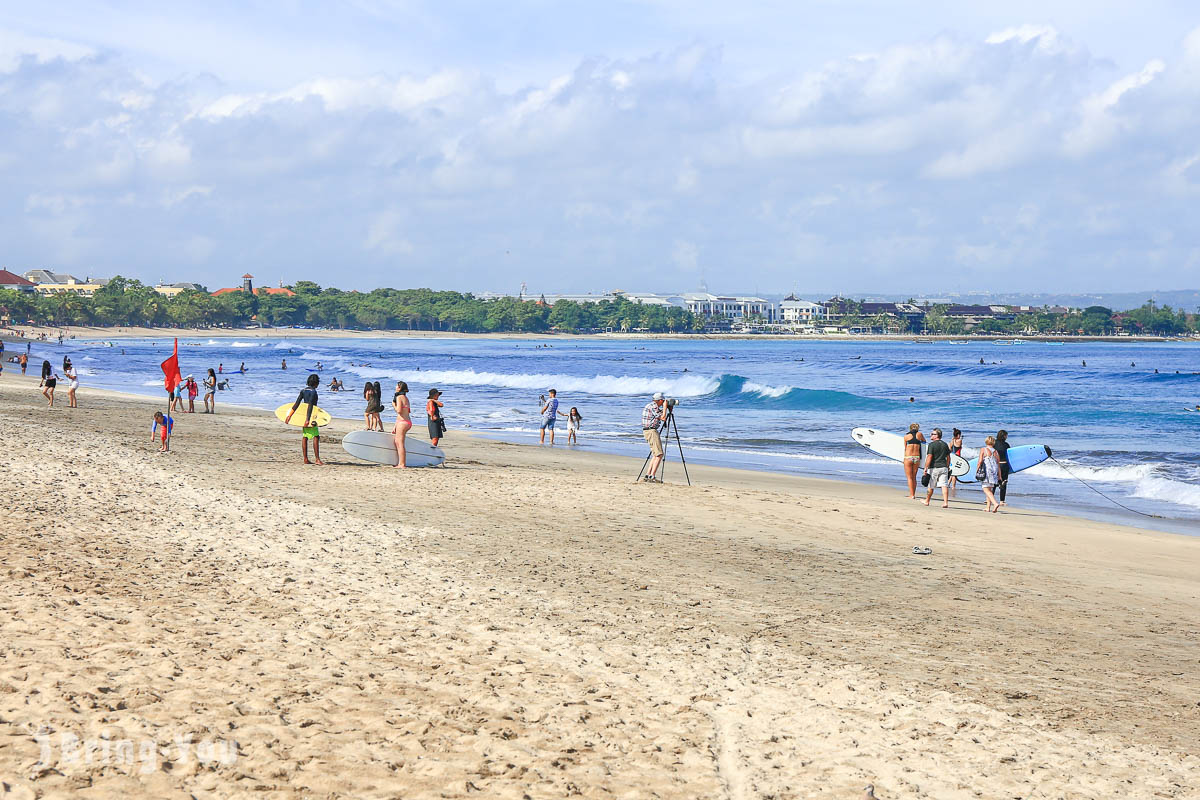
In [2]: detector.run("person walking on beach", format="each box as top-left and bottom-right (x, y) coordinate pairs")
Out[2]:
(364, 381), (384, 431)
(186, 375), (198, 413)
(203, 368), (216, 413)
(978, 435), (1002, 512)
(995, 429), (1012, 507)
(567, 407), (582, 445)
(172, 380), (186, 413)
(392, 381), (412, 468)
(922, 428), (952, 508)
(539, 388), (565, 445)
(902, 423), (925, 499)
(285, 373), (324, 465)
(19, 352), (27, 375)
(641, 392), (668, 483)
(40, 361), (58, 407)
(426, 388), (444, 447)
(948, 428), (964, 496)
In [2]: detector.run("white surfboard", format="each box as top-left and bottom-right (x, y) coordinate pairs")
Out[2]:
(341, 429), (445, 467)
(851, 427), (970, 477)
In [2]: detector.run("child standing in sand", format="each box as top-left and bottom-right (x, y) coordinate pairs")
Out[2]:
(285, 374), (324, 465)
(152, 411), (173, 452)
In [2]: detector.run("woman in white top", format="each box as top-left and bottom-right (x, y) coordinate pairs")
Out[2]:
(978, 435), (1002, 513)
(65, 363), (79, 408)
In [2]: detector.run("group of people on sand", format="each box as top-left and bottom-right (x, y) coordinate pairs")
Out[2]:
(284, 375), (448, 467)
(35, 356), (79, 408)
(902, 423), (1014, 513)
(538, 389), (583, 446)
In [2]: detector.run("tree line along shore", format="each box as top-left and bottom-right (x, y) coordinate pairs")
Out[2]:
(1, 277), (1197, 335)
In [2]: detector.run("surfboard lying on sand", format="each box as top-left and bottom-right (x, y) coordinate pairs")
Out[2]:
(851, 427), (971, 477)
(957, 444), (1052, 483)
(341, 429), (445, 467)
(275, 403), (333, 427)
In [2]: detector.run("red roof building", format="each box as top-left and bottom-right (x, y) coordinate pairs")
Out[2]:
(0, 269), (37, 292)
(211, 273), (296, 297)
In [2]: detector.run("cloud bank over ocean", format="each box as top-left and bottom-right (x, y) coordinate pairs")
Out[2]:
(2, 13), (1200, 294)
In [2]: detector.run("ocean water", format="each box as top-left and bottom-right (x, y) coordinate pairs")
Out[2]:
(39, 334), (1200, 533)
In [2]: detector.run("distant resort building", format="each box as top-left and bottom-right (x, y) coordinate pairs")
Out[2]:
(211, 274), (296, 297)
(22, 270), (109, 296)
(0, 269), (37, 293)
(680, 293), (777, 322)
(778, 295), (826, 324)
(153, 282), (206, 297)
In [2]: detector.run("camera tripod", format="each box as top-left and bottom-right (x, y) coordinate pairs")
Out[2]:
(635, 407), (691, 486)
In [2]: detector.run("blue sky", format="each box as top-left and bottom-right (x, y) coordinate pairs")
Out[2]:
(2, 1), (1199, 295)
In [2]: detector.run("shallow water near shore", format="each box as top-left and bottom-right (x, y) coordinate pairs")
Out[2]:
(41, 334), (1200, 532)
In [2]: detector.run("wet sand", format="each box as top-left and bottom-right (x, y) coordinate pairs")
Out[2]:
(1, 372), (1197, 798)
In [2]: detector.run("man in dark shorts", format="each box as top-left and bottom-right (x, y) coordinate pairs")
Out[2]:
(923, 427), (952, 508)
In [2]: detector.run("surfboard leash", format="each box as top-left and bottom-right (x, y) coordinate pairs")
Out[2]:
(1047, 456), (1164, 519)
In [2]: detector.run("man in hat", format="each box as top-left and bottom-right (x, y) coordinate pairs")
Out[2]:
(641, 392), (668, 482)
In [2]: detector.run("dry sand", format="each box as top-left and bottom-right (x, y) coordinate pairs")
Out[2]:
(0, 372), (1197, 798)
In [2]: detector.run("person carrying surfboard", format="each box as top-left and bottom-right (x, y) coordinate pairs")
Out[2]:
(285, 373), (325, 466)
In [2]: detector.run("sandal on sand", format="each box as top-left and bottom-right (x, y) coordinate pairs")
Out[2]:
(912, 546), (932, 555)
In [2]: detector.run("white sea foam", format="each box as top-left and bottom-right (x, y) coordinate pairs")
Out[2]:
(229, 341), (259, 348)
(331, 368), (725, 397)
(1029, 460), (1200, 510)
(741, 381), (792, 398)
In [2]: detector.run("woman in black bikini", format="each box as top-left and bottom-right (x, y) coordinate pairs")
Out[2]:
(903, 423), (925, 499)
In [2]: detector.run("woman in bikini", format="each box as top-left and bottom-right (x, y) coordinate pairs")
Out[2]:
(903, 422), (925, 499)
(392, 381), (412, 468)
(948, 427), (963, 496)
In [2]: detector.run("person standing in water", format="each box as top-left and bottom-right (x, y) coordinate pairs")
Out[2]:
(539, 388), (564, 445)
(392, 381), (412, 468)
(285, 373), (324, 465)
(902, 423), (925, 499)
(426, 388), (444, 447)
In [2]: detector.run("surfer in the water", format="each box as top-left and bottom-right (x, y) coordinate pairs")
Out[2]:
(285, 373), (324, 465)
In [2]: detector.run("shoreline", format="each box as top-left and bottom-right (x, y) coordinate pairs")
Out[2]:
(3, 369), (1196, 536)
(1, 370), (1197, 797)
(5, 323), (1197, 344)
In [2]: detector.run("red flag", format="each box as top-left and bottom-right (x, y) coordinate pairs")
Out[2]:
(161, 338), (182, 393)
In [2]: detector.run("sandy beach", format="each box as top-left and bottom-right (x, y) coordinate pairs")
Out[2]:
(1, 371), (1197, 798)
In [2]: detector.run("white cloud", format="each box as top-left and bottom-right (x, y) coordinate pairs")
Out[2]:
(0, 24), (1198, 292)
(365, 210), (415, 256)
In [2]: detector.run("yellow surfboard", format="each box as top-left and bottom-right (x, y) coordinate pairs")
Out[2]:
(275, 403), (332, 427)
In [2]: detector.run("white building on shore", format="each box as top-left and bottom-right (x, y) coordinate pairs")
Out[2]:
(680, 293), (777, 322)
(778, 295), (826, 324)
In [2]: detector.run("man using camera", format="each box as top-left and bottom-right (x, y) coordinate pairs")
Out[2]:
(641, 392), (668, 482)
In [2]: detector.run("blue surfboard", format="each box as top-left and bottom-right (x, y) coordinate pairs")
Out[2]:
(959, 444), (1051, 483)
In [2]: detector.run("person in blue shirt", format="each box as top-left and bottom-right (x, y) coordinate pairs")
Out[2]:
(539, 388), (567, 445)
(285, 374), (324, 465)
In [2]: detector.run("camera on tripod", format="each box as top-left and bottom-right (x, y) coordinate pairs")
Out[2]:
(664, 397), (678, 410)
